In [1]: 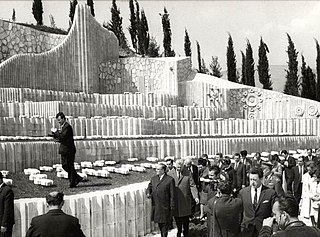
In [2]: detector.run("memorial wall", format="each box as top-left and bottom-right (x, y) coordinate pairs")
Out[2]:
(0, 4), (319, 236)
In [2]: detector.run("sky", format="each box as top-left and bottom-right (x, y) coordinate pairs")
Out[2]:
(1, 0), (320, 71)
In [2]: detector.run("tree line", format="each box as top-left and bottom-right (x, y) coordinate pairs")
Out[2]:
(15, 0), (320, 101)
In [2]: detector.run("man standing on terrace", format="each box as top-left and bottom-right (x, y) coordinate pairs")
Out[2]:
(51, 112), (82, 188)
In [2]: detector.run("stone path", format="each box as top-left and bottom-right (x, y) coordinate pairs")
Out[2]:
(144, 228), (177, 237)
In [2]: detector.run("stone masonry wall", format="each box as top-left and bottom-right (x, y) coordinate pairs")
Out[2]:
(0, 5), (119, 93)
(0, 21), (65, 63)
(99, 57), (193, 95)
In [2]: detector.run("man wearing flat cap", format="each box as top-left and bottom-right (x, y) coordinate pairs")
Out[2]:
(26, 191), (85, 237)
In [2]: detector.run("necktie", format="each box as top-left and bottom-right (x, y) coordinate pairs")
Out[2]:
(253, 188), (258, 209)
(178, 172), (180, 179)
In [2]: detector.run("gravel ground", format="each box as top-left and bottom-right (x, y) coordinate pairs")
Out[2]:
(10, 161), (156, 199)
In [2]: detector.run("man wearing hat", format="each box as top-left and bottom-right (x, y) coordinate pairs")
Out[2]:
(262, 161), (284, 196)
(0, 172), (14, 237)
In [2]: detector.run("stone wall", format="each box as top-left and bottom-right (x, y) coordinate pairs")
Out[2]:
(0, 4), (119, 93)
(99, 57), (193, 96)
(0, 21), (65, 63)
(1, 135), (319, 173)
(13, 182), (155, 237)
(180, 73), (320, 119)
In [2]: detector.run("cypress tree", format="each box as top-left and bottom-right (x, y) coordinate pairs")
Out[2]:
(258, 37), (272, 90)
(196, 41), (202, 72)
(201, 58), (209, 74)
(209, 56), (222, 78)
(69, 0), (78, 25)
(301, 55), (316, 100)
(306, 66), (317, 100)
(12, 8), (16, 22)
(226, 33), (237, 83)
(301, 54), (307, 98)
(161, 7), (175, 57)
(184, 28), (191, 57)
(245, 39), (255, 86)
(137, 10), (149, 56)
(284, 33), (299, 96)
(147, 36), (160, 57)
(32, 0), (43, 25)
(87, 0), (95, 17)
(128, 0), (137, 51)
(241, 51), (246, 84)
(49, 14), (56, 28)
(315, 39), (320, 101)
(105, 0), (128, 49)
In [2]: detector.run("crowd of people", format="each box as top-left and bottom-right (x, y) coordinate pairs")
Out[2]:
(147, 149), (320, 237)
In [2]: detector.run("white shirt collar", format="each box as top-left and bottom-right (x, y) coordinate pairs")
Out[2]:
(159, 174), (165, 180)
(251, 185), (262, 204)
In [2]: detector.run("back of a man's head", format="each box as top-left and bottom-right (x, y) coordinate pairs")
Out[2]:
(46, 191), (64, 207)
(218, 181), (231, 195)
(277, 195), (299, 218)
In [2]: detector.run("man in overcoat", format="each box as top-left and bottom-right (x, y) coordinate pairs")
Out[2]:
(147, 164), (175, 237)
(0, 172), (14, 237)
(168, 159), (199, 237)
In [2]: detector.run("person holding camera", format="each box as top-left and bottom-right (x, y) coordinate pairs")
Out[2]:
(258, 195), (320, 237)
(205, 181), (243, 237)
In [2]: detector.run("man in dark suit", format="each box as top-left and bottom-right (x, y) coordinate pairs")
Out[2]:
(258, 195), (320, 237)
(168, 159), (199, 237)
(205, 181), (243, 237)
(241, 150), (252, 187)
(146, 164), (175, 237)
(292, 157), (305, 204)
(184, 157), (199, 218)
(0, 172), (14, 237)
(222, 157), (236, 191)
(280, 150), (296, 193)
(232, 153), (246, 194)
(239, 167), (277, 237)
(184, 157), (199, 190)
(303, 148), (317, 163)
(252, 153), (263, 168)
(26, 191), (85, 237)
(51, 112), (82, 188)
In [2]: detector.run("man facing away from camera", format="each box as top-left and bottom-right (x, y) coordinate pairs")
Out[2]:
(26, 191), (85, 237)
(258, 195), (320, 237)
(51, 112), (82, 188)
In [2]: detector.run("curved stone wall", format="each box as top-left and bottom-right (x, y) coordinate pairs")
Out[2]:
(0, 4), (118, 93)
(0, 21), (65, 63)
